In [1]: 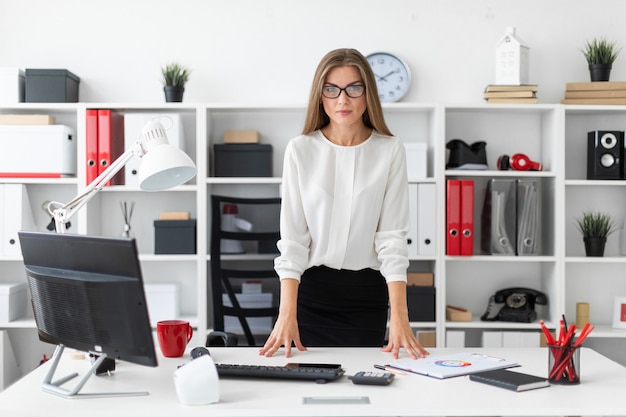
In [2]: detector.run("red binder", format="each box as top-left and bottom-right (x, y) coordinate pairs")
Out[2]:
(97, 110), (125, 186)
(85, 109), (99, 185)
(460, 180), (475, 256)
(446, 179), (461, 255)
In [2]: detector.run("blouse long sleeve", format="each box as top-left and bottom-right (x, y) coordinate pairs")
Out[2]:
(274, 130), (410, 283)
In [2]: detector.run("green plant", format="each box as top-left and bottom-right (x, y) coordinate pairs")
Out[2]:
(161, 62), (190, 87)
(581, 38), (622, 65)
(575, 211), (617, 238)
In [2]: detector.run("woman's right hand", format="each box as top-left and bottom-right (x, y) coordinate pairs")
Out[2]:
(259, 278), (306, 357)
(259, 312), (306, 357)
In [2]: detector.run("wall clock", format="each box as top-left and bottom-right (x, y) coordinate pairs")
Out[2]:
(366, 52), (411, 102)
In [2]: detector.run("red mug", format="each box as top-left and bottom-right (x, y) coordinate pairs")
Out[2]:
(157, 320), (193, 357)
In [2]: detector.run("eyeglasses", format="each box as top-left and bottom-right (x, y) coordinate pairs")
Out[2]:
(322, 84), (365, 99)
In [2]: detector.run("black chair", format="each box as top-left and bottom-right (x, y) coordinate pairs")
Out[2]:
(209, 195), (281, 346)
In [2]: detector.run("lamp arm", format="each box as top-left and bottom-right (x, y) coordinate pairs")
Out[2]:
(52, 142), (144, 233)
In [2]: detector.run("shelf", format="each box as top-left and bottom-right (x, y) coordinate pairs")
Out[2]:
(445, 170), (555, 178)
(1, 102), (625, 366)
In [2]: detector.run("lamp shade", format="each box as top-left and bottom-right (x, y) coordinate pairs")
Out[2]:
(137, 121), (197, 191)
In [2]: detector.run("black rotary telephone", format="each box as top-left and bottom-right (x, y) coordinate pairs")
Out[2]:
(481, 287), (548, 323)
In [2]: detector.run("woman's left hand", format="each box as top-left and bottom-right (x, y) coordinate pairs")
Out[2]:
(382, 315), (429, 359)
(383, 281), (430, 359)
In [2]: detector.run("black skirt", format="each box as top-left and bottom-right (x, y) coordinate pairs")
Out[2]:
(297, 265), (389, 347)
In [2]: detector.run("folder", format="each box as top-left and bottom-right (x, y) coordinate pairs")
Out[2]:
(416, 183), (436, 256)
(1, 184), (36, 257)
(480, 179), (516, 255)
(407, 184), (418, 258)
(516, 179), (540, 256)
(446, 179), (461, 255)
(85, 109), (98, 185)
(97, 109), (125, 186)
(460, 180), (474, 256)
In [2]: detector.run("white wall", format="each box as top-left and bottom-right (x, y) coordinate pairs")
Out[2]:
(2, 0), (626, 105)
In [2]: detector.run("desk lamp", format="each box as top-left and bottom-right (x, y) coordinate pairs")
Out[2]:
(45, 120), (196, 233)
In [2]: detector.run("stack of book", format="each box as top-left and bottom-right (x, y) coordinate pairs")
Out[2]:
(483, 85), (538, 104)
(561, 81), (626, 104)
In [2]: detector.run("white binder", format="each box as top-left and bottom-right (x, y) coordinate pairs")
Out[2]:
(416, 183), (437, 256)
(124, 113), (185, 187)
(0, 184), (36, 257)
(407, 184), (418, 258)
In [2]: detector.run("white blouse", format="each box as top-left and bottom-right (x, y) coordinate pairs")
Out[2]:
(274, 130), (410, 284)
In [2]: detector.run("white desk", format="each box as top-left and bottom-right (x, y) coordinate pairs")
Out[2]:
(0, 347), (625, 417)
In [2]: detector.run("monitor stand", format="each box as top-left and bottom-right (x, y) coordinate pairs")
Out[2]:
(41, 344), (149, 399)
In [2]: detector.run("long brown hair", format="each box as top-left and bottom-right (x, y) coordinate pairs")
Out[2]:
(302, 48), (392, 136)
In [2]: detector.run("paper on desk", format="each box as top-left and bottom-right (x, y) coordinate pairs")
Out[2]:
(388, 352), (518, 379)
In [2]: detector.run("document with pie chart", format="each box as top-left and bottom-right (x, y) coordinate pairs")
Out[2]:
(388, 352), (518, 379)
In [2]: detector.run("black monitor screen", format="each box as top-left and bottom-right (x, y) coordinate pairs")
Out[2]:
(18, 231), (157, 368)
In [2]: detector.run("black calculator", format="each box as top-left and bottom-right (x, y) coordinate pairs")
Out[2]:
(349, 371), (395, 385)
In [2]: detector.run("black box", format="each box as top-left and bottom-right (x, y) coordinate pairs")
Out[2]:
(25, 69), (80, 103)
(154, 219), (197, 254)
(407, 286), (435, 322)
(213, 144), (272, 177)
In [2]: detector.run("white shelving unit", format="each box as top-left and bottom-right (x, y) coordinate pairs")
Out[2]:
(2, 102), (626, 388)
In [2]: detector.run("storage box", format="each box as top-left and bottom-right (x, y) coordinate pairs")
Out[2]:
(213, 144), (272, 177)
(404, 142), (427, 179)
(407, 286), (435, 322)
(416, 330), (436, 348)
(154, 220), (197, 254)
(446, 305), (472, 322)
(0, 125), (76, 177)
(407, 272), (434, 286)
(0, 283), (27, 323)
(0, 68), (25, 104)
(224, 130), (259, 144)
(144, 283), (180, 324)
(223, 293), (273, 333)
(25, 69), (80, 103)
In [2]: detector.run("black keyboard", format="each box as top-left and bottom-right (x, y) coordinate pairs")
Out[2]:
(215, 363), (345, 383)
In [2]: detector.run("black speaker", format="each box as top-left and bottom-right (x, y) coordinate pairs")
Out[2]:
(587, 130), (624, 180)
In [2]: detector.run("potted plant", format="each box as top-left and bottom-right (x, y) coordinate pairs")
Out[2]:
(161, 62), (190, 102)
(581, 37), (621, 82)
(575, 210), (617, 256)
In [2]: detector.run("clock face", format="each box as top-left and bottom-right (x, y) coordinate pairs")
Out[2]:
(366, 52), (411, 103)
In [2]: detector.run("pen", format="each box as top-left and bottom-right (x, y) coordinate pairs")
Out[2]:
(374, 364), (406, 375)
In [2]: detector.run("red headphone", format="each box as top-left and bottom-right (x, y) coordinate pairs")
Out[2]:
(497, 153), (543, 171)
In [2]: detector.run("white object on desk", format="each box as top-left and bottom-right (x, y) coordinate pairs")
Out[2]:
(173, 355), (219, 405)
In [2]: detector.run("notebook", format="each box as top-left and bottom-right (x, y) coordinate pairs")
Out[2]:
(388, 352), (518, 379)
(469, 368), (550, 392)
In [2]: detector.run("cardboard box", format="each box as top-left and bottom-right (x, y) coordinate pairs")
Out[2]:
(25, 69), (80, 103)
(222, 293), (273, 333)
(416, 330), (436, 348)
(213, 144), (272, 177)
(0, 68), (25, 104)
(224, 130), (259, 144)
(0, 283), (27, 322)
(407, 286), (435, 322)
(154, 220), (197, 254)
(159, 211), (191, 220)
(446, 305), (472, 322)
(144, 283), (179, 324)
(0, 114), (55, 125)
(407, 272), (434, 286)
(0, 125), (76, 177)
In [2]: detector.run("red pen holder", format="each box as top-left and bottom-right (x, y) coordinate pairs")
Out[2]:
(548, 344), (580, 384)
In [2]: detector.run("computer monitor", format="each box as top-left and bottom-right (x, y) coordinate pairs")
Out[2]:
(18, 231), (158, 398)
